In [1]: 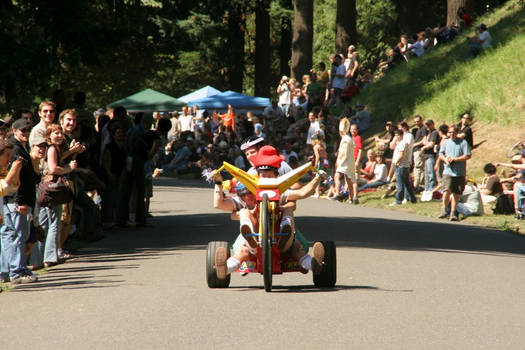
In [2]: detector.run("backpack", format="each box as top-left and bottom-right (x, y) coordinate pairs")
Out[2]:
(492, 194), (515, 215)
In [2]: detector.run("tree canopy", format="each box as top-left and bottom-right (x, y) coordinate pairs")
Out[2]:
(2, 0), (496, 114)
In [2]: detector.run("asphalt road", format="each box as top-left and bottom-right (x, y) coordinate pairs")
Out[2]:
(2, 177), (525, 349)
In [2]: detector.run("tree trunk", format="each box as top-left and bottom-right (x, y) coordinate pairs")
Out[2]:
(335, 0), (357, 55)
(255, 0), (271, 97)
(279, 0), (292, 78)
(447, 0), (475, 26)
(227, 10), (245, 92)
(291, 0), (313, 80)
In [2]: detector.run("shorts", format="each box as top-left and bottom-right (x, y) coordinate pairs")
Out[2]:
(442, 175), (465, 195)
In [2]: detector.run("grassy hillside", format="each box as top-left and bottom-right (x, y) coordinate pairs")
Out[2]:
(356, 0), (525, 178)
(351, 0), (525, 233)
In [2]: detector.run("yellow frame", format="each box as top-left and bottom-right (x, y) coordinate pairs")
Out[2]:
(218, 161), (314, 195)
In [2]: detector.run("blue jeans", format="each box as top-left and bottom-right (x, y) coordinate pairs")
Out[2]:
(0, 203), (32, 279)
(424, 155), (437, 191)
(395, 166), (416, 204)
(359, 180), (387, 192)
(39, 205), (62, 263)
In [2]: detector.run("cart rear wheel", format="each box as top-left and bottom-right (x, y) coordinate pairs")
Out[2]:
(261, 194), (272, 292)
(206, 241), (231, 288)
(313, 241), (337, 288)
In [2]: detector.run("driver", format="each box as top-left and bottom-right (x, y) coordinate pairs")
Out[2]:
(214, 145), (326, 279)
(212, 178), (259, 279)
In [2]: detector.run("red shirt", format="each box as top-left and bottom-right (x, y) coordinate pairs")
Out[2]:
(353, 135), (363, 160)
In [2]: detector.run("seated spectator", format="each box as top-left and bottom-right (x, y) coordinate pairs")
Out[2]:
(457, 7), (473, 29)
(359, 150), (377, 184)
(456, 180), (483, 217)
(359, 152), (388, 191)
(495, 148), (525, 214)
(281, 141), (298, 164)
(350, 102), (370, 133)
(254, 123), (265, 139)
(409, 34), (425, 57)
(378, 47), (403, 73)
(479, 163), (503, 203)
(467, 23), (492, 58)
(418, 31), (431, 50)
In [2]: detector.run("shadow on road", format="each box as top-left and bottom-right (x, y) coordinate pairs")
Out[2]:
(227, 284), (411, 294)
(133, 212), (525, 257)
(8, 201), (524, 294)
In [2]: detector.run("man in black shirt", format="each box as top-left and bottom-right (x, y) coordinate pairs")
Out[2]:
(457, 113), (473, 149)
(421, 119), (440, 192)
(411, 115), (427, 192)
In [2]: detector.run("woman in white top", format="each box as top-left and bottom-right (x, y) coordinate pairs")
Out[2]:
(358, 153), (389, 191)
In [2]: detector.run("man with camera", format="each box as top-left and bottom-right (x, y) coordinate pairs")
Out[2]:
(1, 118), (39, 284)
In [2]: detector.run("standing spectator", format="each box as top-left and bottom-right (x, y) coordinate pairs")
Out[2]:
(101, 125), (126, 228)
(411, 115), (427, 192)
(40, 124), (77, 267)
(438, 125), (471, 221)
(167, 111), (181, 140)
(333, 118), (356, 203)
(375, 121), (395, 160)
(313, 62), (329, 90)
(179, 106), (194, 133)
(421, 119), (440, 193)
(20, 110), (35, 127)
(350, 123), (363, 187)
(117, 114), (152, 227)
(345, 45), (359, 86)
(73, 91), (94, 127)
(391, 128), (417, 205)
(329, 54), (346, 108)
(467, 23), (492, 58)
(221, 104), (235, 131)
(277, 76), (292, 118)
(305, 111), (320, 149)
(457, 113), (473, 149)
(1, 121), (37, 284)
(193, 105), (205, 140)
(29, 101), (56, 146)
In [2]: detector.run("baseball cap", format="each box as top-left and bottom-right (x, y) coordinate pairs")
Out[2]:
(13, 118), (31, 130)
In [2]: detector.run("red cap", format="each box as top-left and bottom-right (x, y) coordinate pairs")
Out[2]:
(249, 145), (285, 169)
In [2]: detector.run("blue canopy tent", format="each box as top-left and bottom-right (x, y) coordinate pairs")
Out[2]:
(177, 85), (222, 103)
(187, 90), (270, 113)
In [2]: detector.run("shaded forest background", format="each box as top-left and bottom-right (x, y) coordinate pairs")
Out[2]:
(0, 0), (503, 113)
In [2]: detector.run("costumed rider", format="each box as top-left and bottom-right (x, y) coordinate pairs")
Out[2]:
(213, 145), (328, 280)
(240, 135), (293, 177)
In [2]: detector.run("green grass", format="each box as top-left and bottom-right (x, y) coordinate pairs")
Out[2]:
(356, 0), (525, 125)
(357, 189), (525, 235)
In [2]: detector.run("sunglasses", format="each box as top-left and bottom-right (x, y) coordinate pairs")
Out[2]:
(19, 127), (31, 133)
(42, 109), (55, 113)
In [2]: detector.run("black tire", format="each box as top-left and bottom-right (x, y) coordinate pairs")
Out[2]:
(313, 241), (337, 288)
(261, 194), (272, 292)
(206, 241), (231, 288)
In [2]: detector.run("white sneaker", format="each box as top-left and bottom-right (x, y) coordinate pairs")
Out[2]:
(402, 198), (407, 204)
